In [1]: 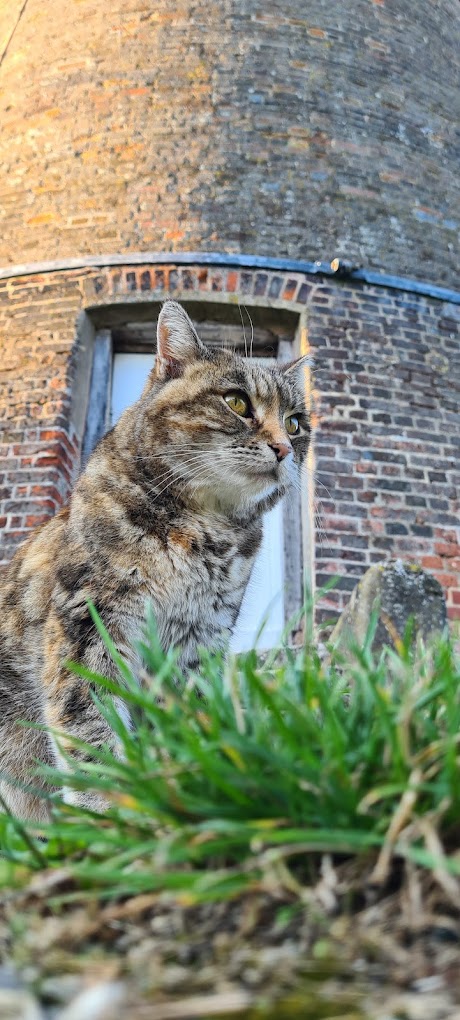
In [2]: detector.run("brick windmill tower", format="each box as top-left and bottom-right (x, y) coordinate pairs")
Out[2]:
(0, 0), (459, 639)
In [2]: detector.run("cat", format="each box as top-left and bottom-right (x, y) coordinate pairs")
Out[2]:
(0, 301), (310, 821)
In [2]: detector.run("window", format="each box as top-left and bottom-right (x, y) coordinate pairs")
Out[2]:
(82, 301), (312, 652)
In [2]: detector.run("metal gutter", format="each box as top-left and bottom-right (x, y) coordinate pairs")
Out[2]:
(0, 251), (459, 305)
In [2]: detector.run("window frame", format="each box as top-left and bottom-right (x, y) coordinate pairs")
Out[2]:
(81, 302), (313, 640)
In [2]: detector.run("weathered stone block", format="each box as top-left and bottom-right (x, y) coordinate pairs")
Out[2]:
(330, 560), (448, 655)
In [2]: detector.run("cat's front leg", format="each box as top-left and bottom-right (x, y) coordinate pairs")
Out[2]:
(41, 622), (124, 814)
(41, 668), (117, 814)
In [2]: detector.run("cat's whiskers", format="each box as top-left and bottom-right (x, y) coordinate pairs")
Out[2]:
(238, 303), (248, 359)
(130, 444), (303, 519)
(315, 477), (336, 503)
(314, 478), (337, 553)
(138, 450), (216, 485)
(143, 449), (243, 485)
(142, 448), (299, 509)
(242, 304), (255, 360)
(130, 444), (217, 461)
(141, 457), (222, 506)
(282, 472), (327, 554)
(146, 452), (224, 489)
(145, 452), (276, 512)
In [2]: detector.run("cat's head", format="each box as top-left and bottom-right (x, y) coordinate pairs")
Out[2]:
(133, 301), (311, 514)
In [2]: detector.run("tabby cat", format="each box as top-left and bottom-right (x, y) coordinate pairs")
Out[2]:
(0, 301), (310, 820)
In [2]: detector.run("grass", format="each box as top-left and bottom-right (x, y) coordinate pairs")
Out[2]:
(1, 596), (460, 907)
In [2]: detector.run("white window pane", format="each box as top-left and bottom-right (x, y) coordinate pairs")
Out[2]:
(230, 501), (284, 652)
(110, 352), (285, 651)
(110, 353), (154, 426)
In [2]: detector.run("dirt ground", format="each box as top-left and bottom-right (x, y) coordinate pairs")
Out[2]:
(1, 854), (460, 1020)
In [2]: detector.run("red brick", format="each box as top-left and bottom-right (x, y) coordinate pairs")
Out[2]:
(226, 270), (239, 292)
(283, 279), (299, 300)
(39, 429), (66, 442)
(24, 514), (49, 528)
(434, 542), (459, 558)
(420, 556), (444, 571)
(434, 573), (459, 590)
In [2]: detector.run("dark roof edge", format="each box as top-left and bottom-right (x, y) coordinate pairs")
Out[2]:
(0, 251), (459, 305)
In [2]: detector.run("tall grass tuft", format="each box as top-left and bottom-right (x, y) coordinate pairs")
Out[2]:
(1, 598), (459, 904)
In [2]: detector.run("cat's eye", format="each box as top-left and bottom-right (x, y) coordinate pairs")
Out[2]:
(285, 414), (300, 436)
(224, 391), (252, 418)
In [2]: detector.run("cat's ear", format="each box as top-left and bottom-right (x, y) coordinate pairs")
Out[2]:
(155, 301), (206, 381)
(281, 353), (312, 386)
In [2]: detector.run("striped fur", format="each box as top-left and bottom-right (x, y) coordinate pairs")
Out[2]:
(0, 302), (310, 819)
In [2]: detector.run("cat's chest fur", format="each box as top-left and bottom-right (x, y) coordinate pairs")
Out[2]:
(144, 514), (261, 665)
(68, 507), (263, 674)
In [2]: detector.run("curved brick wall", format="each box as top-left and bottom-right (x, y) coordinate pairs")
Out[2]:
(0, 261), (459, 622)
(0, 0), (459, 286)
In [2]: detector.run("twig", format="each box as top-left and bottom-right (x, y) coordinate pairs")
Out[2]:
(369, 768), (422, 886)
(148, 990), (252, 1018)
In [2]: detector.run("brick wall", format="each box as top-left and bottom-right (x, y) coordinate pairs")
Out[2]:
(308, 283), (460, 623)
(1, 261), (459, 623)
(0, 0), (459, 287)
(0, 270), (84, 563)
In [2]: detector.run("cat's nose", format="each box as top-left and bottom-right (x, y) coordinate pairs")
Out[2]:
(269, 440), (292, 462)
